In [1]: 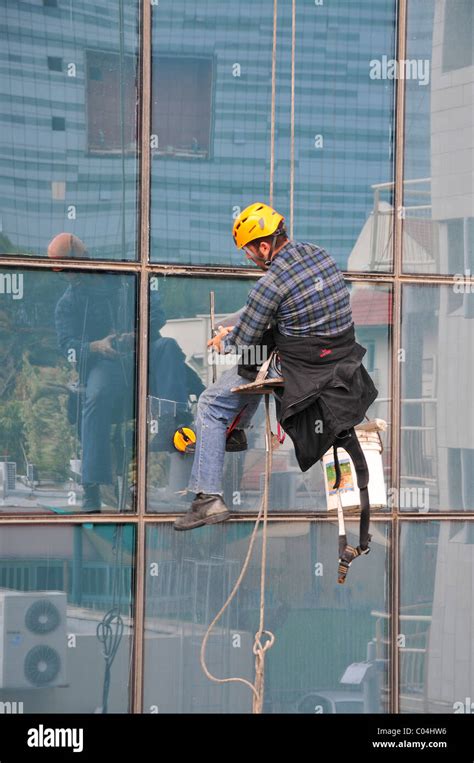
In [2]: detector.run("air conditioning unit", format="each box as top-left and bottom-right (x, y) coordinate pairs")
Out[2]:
(26, 464), (39, 484)
(0, 590), (67, 689)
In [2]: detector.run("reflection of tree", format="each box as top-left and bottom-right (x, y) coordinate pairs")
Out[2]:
(16, 357), (75, 480)
(147, 452), (170, 485)
(0, 273), (43, 465)
(0, 399), (23, 465)
(0, 306), (27, 399)
(0, 271), (77, 480)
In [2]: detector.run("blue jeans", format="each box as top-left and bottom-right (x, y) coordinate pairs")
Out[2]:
(187, 363), (264, 496)
(81, 357), (133, 484)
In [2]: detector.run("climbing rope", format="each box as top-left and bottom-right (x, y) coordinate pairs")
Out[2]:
(200, 394), (275, 714)
(269, 0), (278, 206)
(289, 0), (296, 239)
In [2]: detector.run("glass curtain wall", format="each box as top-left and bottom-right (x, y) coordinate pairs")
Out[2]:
(0, 0), (472, 715)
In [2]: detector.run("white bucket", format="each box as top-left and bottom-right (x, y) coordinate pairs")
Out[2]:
(322, 421), (387, 511)
(69, 459), (82, 478)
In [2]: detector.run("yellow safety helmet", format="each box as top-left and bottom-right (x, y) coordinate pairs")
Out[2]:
(232, 202), (285, 249)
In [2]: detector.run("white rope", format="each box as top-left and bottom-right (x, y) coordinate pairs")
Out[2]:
(200, 395), (275, 713)
(269, 0), (278, 205)
(336, 484), (345, 537)
(200, 0), (297, 711)
(290, 0), (296, 239)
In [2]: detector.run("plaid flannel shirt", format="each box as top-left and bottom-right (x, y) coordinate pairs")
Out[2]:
(222, 240), (353, 354)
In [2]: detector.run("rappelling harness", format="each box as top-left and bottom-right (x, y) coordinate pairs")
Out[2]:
(331, 427), (371, 584)
(229, 347), (373, 584)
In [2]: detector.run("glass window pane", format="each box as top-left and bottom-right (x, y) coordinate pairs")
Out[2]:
(150, 1), (396, 269)
(0, 2), (139, 261)
(146, 276), (390, 513)
(400, 521), (474, 713)
(401, 284), (474, 512)
(151, 4), (273, 266)
(144, 521), (390, 713)
(0, 270), (137, 514)
(403, 0), (474, 274)
(276, 0), (396, 272)
(0, 524), (134, 712)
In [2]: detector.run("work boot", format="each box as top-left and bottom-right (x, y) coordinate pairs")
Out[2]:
(173, 493), (231, 531)
(82, 482), (102, 513)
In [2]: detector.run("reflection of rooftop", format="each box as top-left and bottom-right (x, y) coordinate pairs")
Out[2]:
(348, 178), (437, 272)
(403, 217), (438, 263)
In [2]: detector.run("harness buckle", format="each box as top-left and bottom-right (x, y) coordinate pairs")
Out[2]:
(337, 534), (372, 584)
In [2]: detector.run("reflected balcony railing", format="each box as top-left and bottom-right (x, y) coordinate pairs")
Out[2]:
(401, 398), (438, 487)
(370, 178), (435, 270)
(372, 603), (432, 712)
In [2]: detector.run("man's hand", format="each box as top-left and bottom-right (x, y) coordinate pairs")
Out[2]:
(116, 332), (135, 352)
(207, 325), (234, 354)
(89, 334), (119, 358)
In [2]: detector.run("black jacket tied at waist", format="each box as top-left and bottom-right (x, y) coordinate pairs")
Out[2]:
(237, 323), (378, 472)
(274, 323), (378, 470)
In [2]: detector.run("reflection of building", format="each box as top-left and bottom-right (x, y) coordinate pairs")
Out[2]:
(399, 0), (474, 714)
(403, 0), (473, 275)
(350, 290), (391, 404)
(1, 1), (139, 259)
(398, 0), (474, 511)
(1, 1), (396, 268)
(425, 0), (474, 710)
(151, 1), (396, 268)
(160, 314), (214, 386)
(431, 0), (474, 506)
(430, 0), (473, 270)
(426, 522), (474, 712)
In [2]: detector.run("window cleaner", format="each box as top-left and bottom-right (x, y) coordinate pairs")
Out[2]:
(173, 203), (378, 543)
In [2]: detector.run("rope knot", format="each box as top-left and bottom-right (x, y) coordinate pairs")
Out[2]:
(253, 629), (275, 657)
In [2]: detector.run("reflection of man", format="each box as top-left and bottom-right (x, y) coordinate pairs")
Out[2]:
(175, 202), (375, 530)
(48, 234), (161, 511)
(48, 233), (205, 511)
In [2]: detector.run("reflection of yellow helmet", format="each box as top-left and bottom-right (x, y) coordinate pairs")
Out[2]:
(173, 427), (196, 454)
(232, 202), (285, 249)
